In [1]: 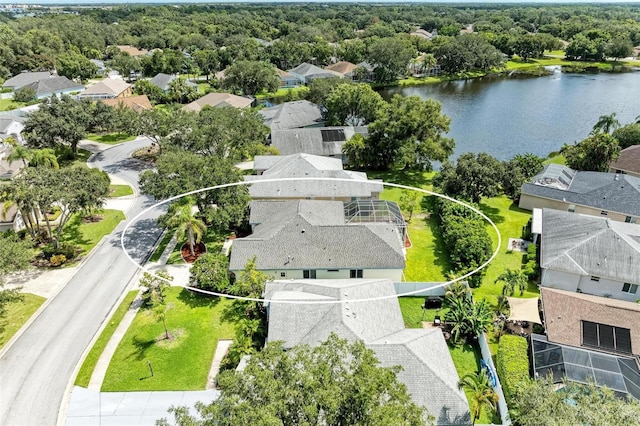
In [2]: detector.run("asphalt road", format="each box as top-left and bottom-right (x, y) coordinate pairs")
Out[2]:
(0, 139), (164, 426)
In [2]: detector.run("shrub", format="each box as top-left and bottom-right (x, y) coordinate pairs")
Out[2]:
(42, 243), (78, 261)
(523, 243), (539, 280)
(496, 334), (529, 403)
(49, 254), (66, 267)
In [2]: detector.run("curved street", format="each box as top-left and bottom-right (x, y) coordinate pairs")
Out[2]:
(0, 138), (164, 426)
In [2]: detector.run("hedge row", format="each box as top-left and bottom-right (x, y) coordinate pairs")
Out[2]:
(435, 199), (493, 287)
(496, 334), (530, 402)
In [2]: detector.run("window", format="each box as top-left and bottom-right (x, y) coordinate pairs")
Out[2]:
(625, 216), (637, 224)
(590, 276), (600, 282)
(303, 270), (316, 279)
(327, 269), (339, 272)
(280, 272), (286, 278)
(582, 321), (632, 353)
(600, 210), (608, 216)
(350, 269), (363, 278)
(622, 283), (638, 294)
(568, 204), (576, 213)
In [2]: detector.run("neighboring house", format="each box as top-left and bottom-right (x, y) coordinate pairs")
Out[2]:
(264, 278), (471, 424)
(270, 126), (368, 163)
(0, 146), (25, 179)
(246, 153), (383, 200)
(410, 28), (434, 40)
(275, 68), (298, 88)
(115, 45), (148, 57)
(0, 116), (26, 144)
(0, 204), (24, 232)
(77, 78), (132, 100)
(90, 59), (107, 76)
(148, 73), (197, 92)
(182, 92), (254, 112)
(325, 61), (358, 80)
(610, 145), (640, 178)
(519, 164), (640, 223)
(229, 199), (405, 281)
(21, 76), (83, 99)
(2, 71), (54, 91)
(540, 209), (640, 303)
(287, 63), (343, 85)
(355, 61), (376, 82)
(541, 287), (640, 357)
(259, 100), (325, 130)
(101, 95), (152, 112)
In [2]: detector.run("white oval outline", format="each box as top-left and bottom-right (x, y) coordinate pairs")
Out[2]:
(122, 177), (501, 304)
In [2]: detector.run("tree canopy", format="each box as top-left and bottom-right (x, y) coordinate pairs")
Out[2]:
(158, 334), (429, 426)
(561, 133), (620, 172)
(221, 60), (280, 96)
(434, 152), (504, 204)
(325, 83), (384, 126)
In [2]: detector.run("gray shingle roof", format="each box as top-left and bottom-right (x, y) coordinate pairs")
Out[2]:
(270, 126), (367, 157)
(259, 100), (324, 130)
(287, 63), (343, 79)
(2, 71), (54, 90)
(23, 76), (84, 96)
(246, 154), (382, 199)
(265, 279), (470, 424)
(541, 209), (640, 283)
(148, 73), (197, 92)
(230, 200), (405, 271)
(521, 165), (640, 217)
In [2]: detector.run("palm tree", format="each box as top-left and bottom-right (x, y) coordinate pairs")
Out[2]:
(458, 371), (498, 425)
(591, 112), (620, 135)
(167, 201), (207, 256)
(6, 145), (32, 168)
(445, 280), (472, 303)
(30, 148), (59, 169)
(495, 269), (528, 296)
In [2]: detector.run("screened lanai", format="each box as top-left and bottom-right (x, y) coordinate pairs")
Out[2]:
(531, 334), (640, 400)
(344, 200), (407, 241)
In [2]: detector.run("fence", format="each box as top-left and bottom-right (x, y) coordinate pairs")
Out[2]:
(394, 281), (447, 296)
(478, 333), (511, 425)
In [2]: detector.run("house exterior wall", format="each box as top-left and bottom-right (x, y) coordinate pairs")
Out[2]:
(577, 275), (640, 302)
(541, 269), (580, 292)
(280, 77), (299, 88)
(118, 87), (133, 98)
(519, 193), (637, 222)
(233, 268), (402, 282)
(36, 88), (83, 99)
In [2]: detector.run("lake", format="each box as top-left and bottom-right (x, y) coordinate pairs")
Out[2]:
(379, 68), (640, 161)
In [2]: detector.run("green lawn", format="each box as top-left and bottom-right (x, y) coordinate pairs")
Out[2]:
(101, 287), (236, 391)
(149, 230), (174, 263)
(398, 297), (446, 328)
(57, 148), (92, 169)
(0, 293), (46, 349)
(109, 184), (133, 198)
(544, 153), (566, 165)
(75, 290), (139, 387)
(0, 98), (26, 111)
(166, 227), (226, 265)
(59, 209), (126, 256)
(86, 132), (136, 145)
(255, 86), (307, 100)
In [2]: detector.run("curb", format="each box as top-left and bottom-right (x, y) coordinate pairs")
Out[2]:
(0, 234), (112, 360)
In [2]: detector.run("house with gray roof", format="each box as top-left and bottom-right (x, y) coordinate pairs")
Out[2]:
(541, 208), (640, 302)
(2, 71), (54, 91)
(270, 126), (367, 163)
(259, 100), (325, 130)
(287, 63), (343, 85)
(519, 164), (640, 223)
(22, 76), (83, 99)
(148, 73), (197, 92)
(264, 278), (470, 424)
(0, 116), (26, 144)
(229, 199), (405, 281)
(246, 153), (382, 201)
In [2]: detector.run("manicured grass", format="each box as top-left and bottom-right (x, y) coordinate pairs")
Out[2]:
(166, 228), (226, 265)
(399, 297), (447, 328)
(474, 196), (539, 306)
(256, 86), (308, 100)
(101, 287), (235, 391)
(149, 230), (174, 263)
(57, 148), (92, 169)
(75, 290), (139, 387)
(544, 154), (566, 165)
(449, 342), (501, 425)
(0, 293), (46, 349)
(59, 209), (126, 256)
(0, 98), (26, 111)
(109, 184), (133, 198)
(86, 132), (136, 145)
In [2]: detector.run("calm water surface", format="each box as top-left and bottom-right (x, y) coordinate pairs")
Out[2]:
(379, 69), (640, 160)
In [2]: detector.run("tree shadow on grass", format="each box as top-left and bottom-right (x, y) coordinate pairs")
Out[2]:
(126, 334), (157, 361)
(58, 216), (91, 248)
(365, 169), (434, 189)
(479, 202), (505, 225)
(508, 201), (529, 214)
(425, 215), (453, 277)
(177, 287), (221, 309)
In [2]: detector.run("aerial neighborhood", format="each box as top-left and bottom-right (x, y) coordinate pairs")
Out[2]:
(1, 3), (640, 426)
